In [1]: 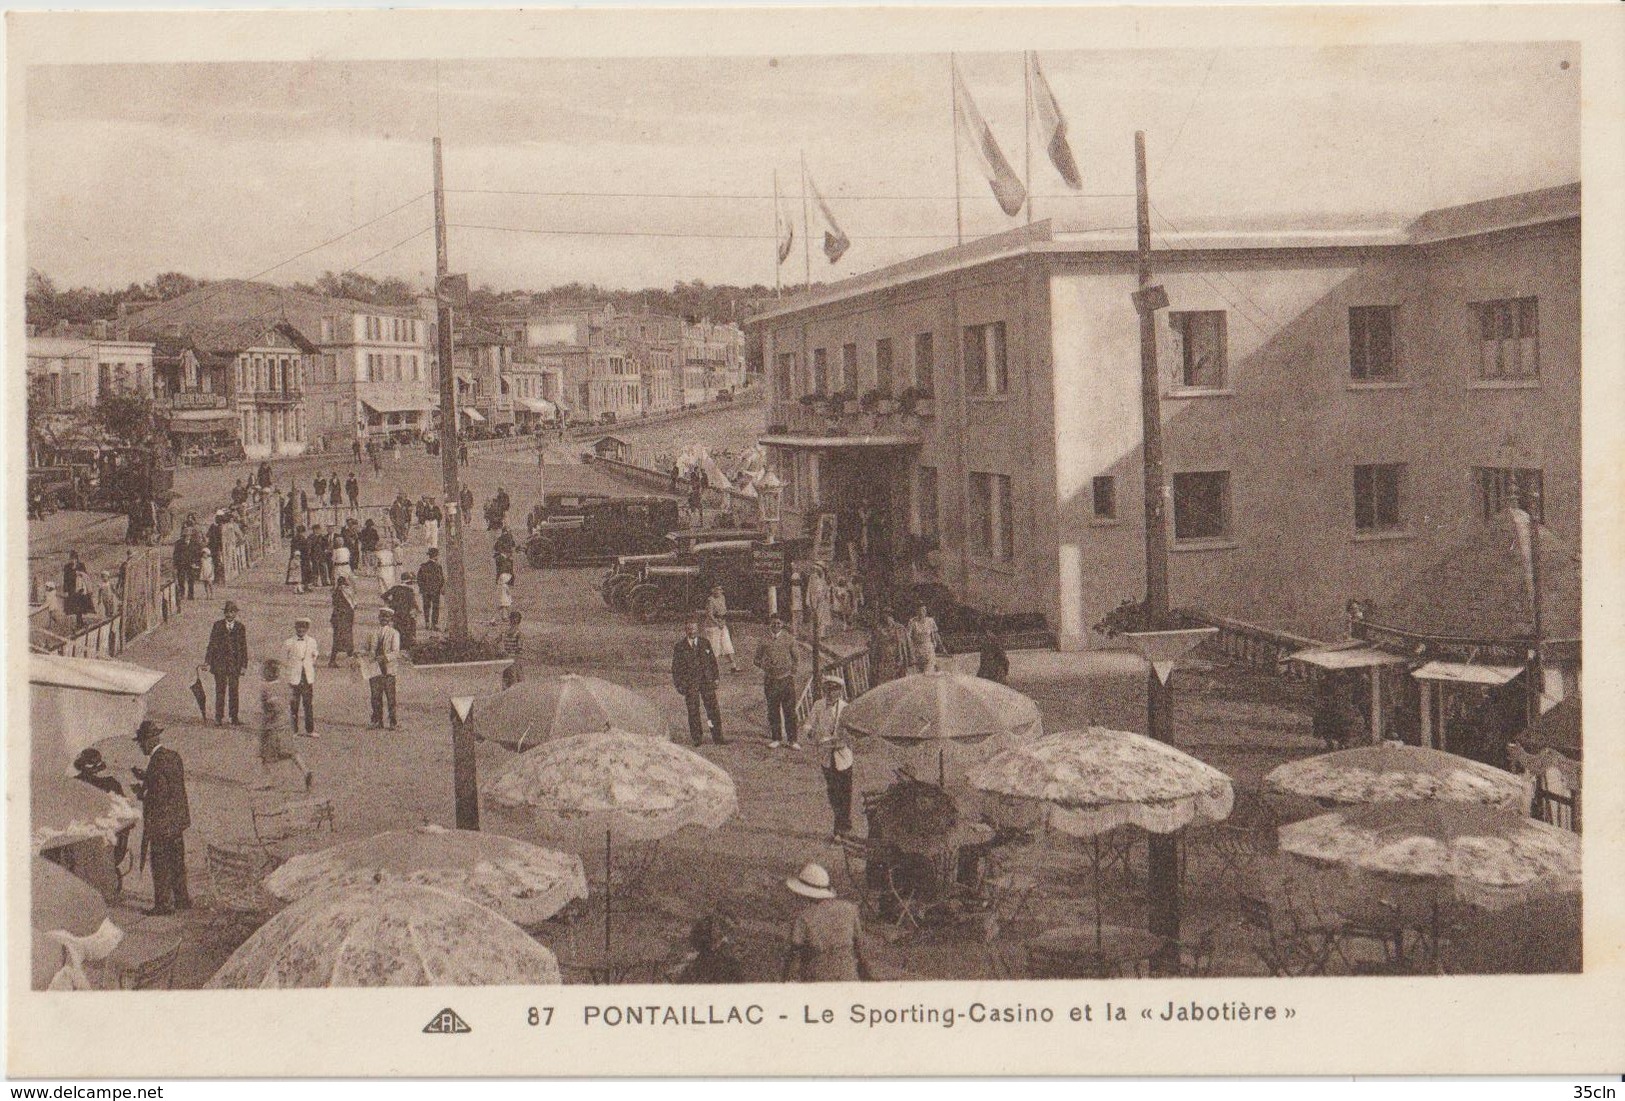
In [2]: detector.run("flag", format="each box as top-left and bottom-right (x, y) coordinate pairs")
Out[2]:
(953, 62), (1027, 217)
(1028, 53), (1082, 190)
(806, 172), (850, 264)
(774, 172), (795, 264)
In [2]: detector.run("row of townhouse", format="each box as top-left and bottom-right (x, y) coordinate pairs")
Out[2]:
(751, 182), (1580, 648)
(497, 303), (748, 424)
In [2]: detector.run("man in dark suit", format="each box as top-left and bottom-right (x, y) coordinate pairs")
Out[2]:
(132, 720), (191, 915)
(672, 619), (725, 746)
(203, 600), (249, 724)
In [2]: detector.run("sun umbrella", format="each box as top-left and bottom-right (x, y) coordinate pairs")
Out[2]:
(263, 824), (589, 928)
(205, 882), (562, 988)
(474, 674), (667, 752)
(32, 856), (124, 991)
(483, 728), (738, 954)
(842, 671), (1043, 785)
(29, 653), (166, 767)
(968, 727), (1235, 950)
(1265, 745), (1532, 811)
(1278, 801), (1580, 910)
(32, 774), (139, 854)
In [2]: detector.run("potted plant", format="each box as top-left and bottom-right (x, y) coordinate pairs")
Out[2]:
(406, 634), (515, 691)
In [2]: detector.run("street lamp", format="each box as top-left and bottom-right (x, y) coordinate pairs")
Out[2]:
(756, 470), (784, 541)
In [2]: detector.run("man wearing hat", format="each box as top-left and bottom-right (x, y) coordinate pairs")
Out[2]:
(132, 721), (191, 915)
(416, 547), (445, 631)
(782, 863), (869, 982)
(807, 675), (855, 838)
(203, 600), (249, 725)
(283, 617), (321, 738)
(366, 608), (402, 730)
(671, 619), (725, 746)
(753, 616), (800, 748)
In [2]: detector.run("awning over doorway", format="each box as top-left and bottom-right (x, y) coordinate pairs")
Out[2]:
(759, 433), (920, 448)
(517, 398), (559, 416)
(1290, 645), (1409, 671)
(459, 407), (487, 423)
(1412, 661), (1524, 686)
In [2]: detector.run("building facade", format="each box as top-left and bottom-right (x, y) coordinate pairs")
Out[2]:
(681, 319), (747, 403)
(124, 281), (437, 451)
(452, 329), (513, 433)
(752, 184), (1580, 649)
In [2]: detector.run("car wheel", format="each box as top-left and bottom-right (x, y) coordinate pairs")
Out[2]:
(628, 584), (663, 624)
(603, 573), (635, 608)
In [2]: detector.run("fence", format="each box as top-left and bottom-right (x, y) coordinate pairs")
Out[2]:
(585, 455), (759, 517)
(32, 493), (287, 660)
(1176, 608), (1326, 682)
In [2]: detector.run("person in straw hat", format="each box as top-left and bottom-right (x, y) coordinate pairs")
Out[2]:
(807, 675), (856, 839)
(782, 862), (870, 982)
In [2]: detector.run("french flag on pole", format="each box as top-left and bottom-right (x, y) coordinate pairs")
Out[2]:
(1028, 52), (1083, 190)
(953, 61), (1027, 217)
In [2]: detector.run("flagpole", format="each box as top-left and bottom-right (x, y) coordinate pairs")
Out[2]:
(951, 53), (963, 246)
(773, 169), (782, 299)
(1024, 51), (1034, 228)
(800, 150), (813, 291)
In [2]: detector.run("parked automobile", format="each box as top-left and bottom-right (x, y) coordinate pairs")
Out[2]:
(622, 539), (770, 624)
(599, 411), (618, 425)
(600, 551), (681, 611)
(524, 495), (681, 567)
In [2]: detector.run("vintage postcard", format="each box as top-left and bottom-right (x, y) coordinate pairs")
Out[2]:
(6, 3), (1624, 1079)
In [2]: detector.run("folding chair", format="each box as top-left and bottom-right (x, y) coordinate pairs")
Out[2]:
(203, 843), (283, 947)
(116, 934), (184, 990)
(251, 799), (336, 859)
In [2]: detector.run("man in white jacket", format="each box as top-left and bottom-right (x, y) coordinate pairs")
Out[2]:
(283, 616), (321, 738)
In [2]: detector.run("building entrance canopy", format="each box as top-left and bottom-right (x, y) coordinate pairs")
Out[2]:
(759, 433), (920, 449)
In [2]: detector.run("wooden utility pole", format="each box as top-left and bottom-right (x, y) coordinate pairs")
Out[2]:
(432, 137), (471, 641)
(951, 54), (964, 246)
(1134, 130), (1180, 951)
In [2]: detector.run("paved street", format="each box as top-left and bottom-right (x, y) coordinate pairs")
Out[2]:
(40, 422), (1325, 986)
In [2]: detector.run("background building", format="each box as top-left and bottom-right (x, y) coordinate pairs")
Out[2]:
(753, 183), (1579, 649)
(123, 280), (436, 451)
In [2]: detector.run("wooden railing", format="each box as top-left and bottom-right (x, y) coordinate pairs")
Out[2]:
(1176, 608), (1326, 682)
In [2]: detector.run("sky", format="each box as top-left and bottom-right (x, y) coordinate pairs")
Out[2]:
(24, 42), (1580, 294)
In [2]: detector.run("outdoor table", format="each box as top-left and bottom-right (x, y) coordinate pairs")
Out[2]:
(1027, 924), (1168, 979)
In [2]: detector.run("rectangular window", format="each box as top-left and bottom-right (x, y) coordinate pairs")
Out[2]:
(916, 466), (939, 541)
(963, 322), (1008, 395)
(812, 348), (828, 395)
(1169, 311), (1228, 389)
(1172, 471), (1232, 542)
(913, 332), (934, 392)
(1474, 466), (1544, 522)
(875, 338), (895, 394)
(1349, 306), (1399, 381)
(840, 343), (857, 392)
(968, 471), (1014, 562)
(1353, 463), (1406, 532)
(1092, 475), (1117, 521)
(1474, 297), (1539, 379)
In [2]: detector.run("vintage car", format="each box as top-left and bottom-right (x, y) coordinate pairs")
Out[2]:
(622, 539), (772, 624)
(524, 495), (681, 567)
(599, 551), (681, 611)
(664, 526), (768, 554)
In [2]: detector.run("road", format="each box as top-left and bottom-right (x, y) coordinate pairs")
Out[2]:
(34, 402), (1328, 986)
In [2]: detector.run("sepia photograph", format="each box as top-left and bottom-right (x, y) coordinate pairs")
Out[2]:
(6, 4), (1623, 1080)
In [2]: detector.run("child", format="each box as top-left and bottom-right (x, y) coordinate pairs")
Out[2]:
(257, 659), (313, 791)
(198, 546), (215, 598)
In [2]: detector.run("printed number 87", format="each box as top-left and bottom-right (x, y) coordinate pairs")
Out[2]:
(528, 1007), (554, 1026)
